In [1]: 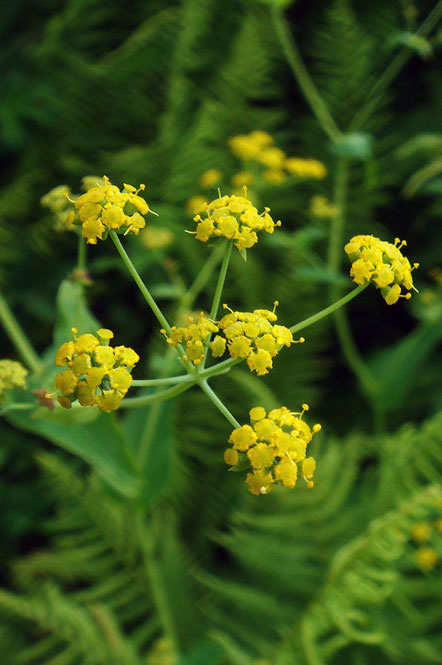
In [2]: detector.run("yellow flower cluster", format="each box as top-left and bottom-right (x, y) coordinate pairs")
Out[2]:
(199, 169), (222, 189)
(0, 360), (28, 401)
(224, 405), (321, 495)
(74, 176), (156, 244)
(161, 313), (218, 366)
(231, 171), (255, 188)
(228, 131), (327, 183)
(410, 519), (441, 571)
(310, 195), (338, 218)
(140, 226), (174, 250)
(41, 185), (76, 232)
(345, 235), (419, 305)
(285, 158), (327, 179)
(213, 303), (299, 376)
(54, 328), (139, 412)
(193, 193), (281, 251)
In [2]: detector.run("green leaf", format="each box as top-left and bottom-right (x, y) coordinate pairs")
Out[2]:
(368, 323), (441, 412)
(5, 404), (139, 499)
(53, 278), (100, 348)
(176, 638), (224, 665)
(123, 394), (176, 507)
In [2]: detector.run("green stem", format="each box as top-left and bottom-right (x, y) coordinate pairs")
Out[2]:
(0, 292), (43, 374)
(180, 242), (226, 312)
(334, 307), (379, 396)
(271, 7), (342, 143)
(197, 379), (240, 429)
(289, 285), (366, 334)
(200, 357), (241, 379)
(77, 235), (87, 271)
(110, 231), (172, 334)
(200, 240), (233, 370)
(132, 374), (193, 387)
(327, 159), (349, 299)
(327, 159), (379, 396)
(120, 381), (193, 409)
(210, 240), (233, 321)
(351, 1), (442, 130)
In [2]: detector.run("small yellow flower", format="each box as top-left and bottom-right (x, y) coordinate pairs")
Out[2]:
(55, 369), (78, 395)
(285, 158), (327, 179)
(210, 335), (227, 358)
(224, 448), (239, 466)
(0, 360), (28, 401)
(41, 185), (78, 232)
(310, 195), (338, 218)
(410, 522), (432, 543)
(140, 226), (174, 250)
(199, 169), (222, 189)
(262, 169), (287, 185)
(228, 131), (274, 162)
(345, 235), (418, 304)
(186, 195), (207, 216)
(231, 171), (255, 188)
(228, 424), (257, 451)
(415, 547), (438, 571)
(226, 405), (320, 495)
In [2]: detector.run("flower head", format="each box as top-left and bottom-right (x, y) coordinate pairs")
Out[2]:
(215, 302), (302, 375)
(0, 360), (28, 401)
(73, 176), (156, 244)
(225, 405), (320, 495)
(285, 158), (327, 179)
(192, 192), (281, 251)
(161, 312), (218, 366)
(310, 195), (338, 218)
(41, 185), (77, 232)
(345, 235), (418, 304)
(228, 131), (274, 162)
(199, 169), (222, 189)
(54, 328), (139, 411)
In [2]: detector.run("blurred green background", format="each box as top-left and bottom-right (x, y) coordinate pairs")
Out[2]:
(0, 1), (441, 664)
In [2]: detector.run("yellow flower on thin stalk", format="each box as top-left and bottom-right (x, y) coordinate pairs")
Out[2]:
(345, 235), (419, 305)
(54, 328), (139, 412)
(213, 301), (303, 376)
(71, 176), (157, 244)
(225, 405), (321, 495)
(192, 190), (281, 251)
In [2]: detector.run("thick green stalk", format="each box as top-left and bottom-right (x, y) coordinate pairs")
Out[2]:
(289, 285), (366, 335)
(0, 292), (43, 374)
(197, 379), (240, 429)
(110, 231), (172, 334)
(271, 7), (342, 143)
